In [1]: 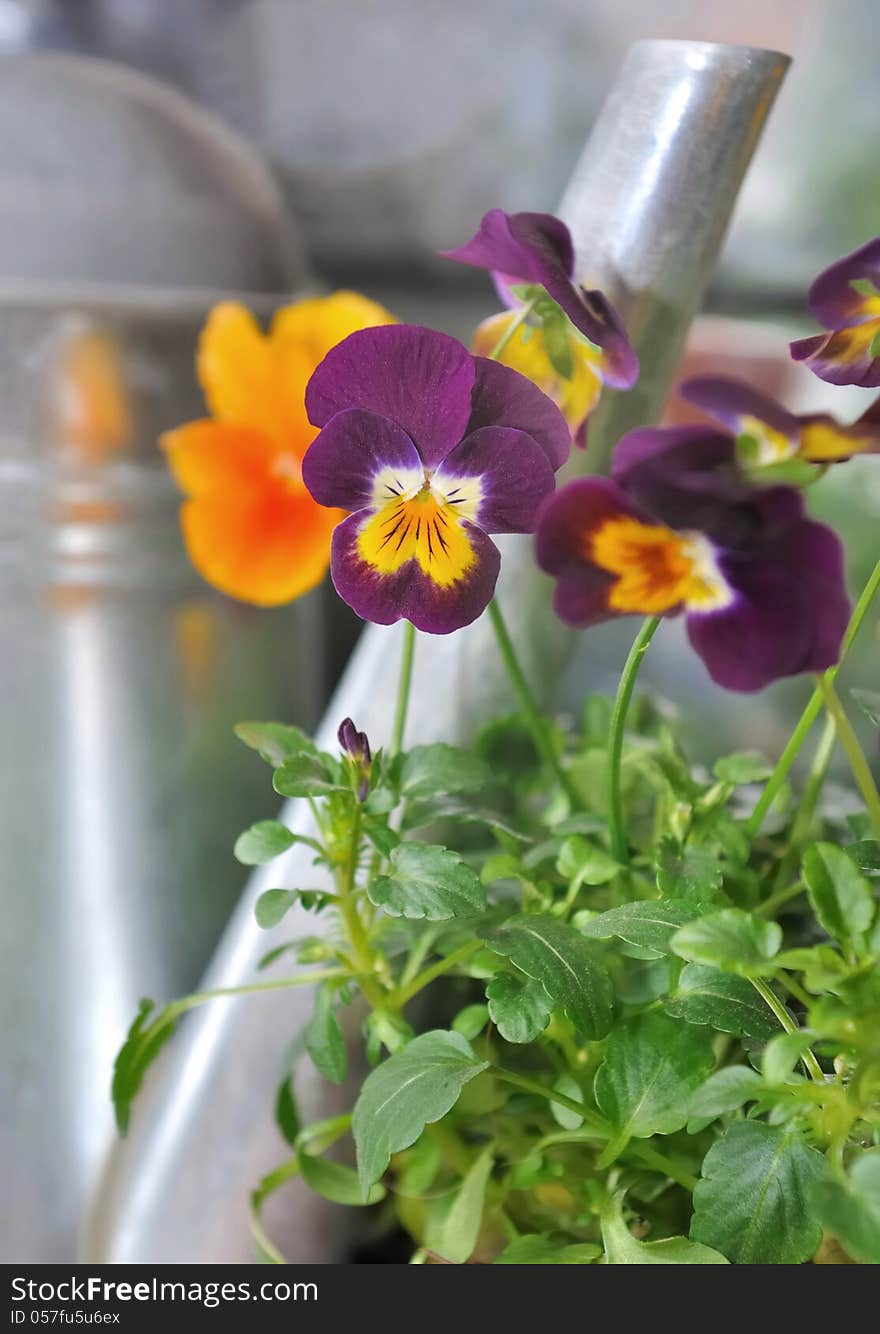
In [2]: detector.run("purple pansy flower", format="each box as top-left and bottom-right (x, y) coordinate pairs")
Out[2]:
(302, 324), (570, 635)
(535, 425), (850, 692)
(680, 375), (880, 465)
(790, 238), (880, 387)
(441, 209), (639, 390)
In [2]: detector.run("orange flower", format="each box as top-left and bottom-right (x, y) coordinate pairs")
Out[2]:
(162, 293), (395, 606)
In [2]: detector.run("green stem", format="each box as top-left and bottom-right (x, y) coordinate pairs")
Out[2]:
(487, 296), (538, 360)
(487, 598), (580, 808)
(336, 805), (385, 1009)
(166, 969), (349, 1022)
(489, 1066), (606, 1133)
(816, 676), (880, 832)
(750, 978), (824, 1082)
(607, 616), (661, 865)
(747, 555), (880, 838)
(756, 880), (806, 918)
(533, 1129), (696, 1192)
(390, 620), (416, 758)
(394, 941), (481, 1007)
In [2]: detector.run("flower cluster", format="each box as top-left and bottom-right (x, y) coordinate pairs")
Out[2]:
(790, 238), (880, 386)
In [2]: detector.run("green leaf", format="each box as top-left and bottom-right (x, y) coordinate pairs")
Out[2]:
(601, 1194), (728, 1265)
(235, 721), (318, 767)
(234, 820), (298, 866)
(368, 843), (486, 921)
(846, 840), (880, 876)
(273, 753), (345, 798)
(671, 908), (781, 976)
(452, 1004), (490, 1041)
(656, 839), (723, 903)
(433, 1144), (494, 1264)
(304, 986), (346, 1084)
(541, 308), (575, 379)
(494, 1235), (601, 1264)
(761, 1030), (817, 1085)
(486, 972), (553, 1044)
(254, 888), (301, 929)
(298, 1151), (386, 1206)
(712, 751), (772, 784)
(593, 1013), (714, 1159)
(665, 964), (781, 1038)
(851, 688), (880, 728)
(686, 1066), (763, 1121)
(397, 1133), (441, 1197)
(810, 1149), (880, 1264)
(556, 835), (621, 887)
(400, 744), (491, 800)
(550, 1073), (585, 1130)
(362, 816), (400, 857)
(868, 326), (880, 360)
(691, 1121), (830, 1263)
(111, 999), (177, 1134)
(802, 842), (875, 945)
(274, 1076), (301, 1148)
(480, 914), (614, 1040)
(352, 1030), (488, 1198)
(581, 899), (700, 957)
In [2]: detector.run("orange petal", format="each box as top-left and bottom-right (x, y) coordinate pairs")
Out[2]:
(271, 291), (396, 364)
(179, 484), (342, 607)
(196, 303), (282, 436)
(161, 420), (279, 497)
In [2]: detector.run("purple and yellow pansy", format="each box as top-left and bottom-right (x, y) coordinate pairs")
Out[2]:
(535, 425), (850, 692)
(680, 374), (880, 466)
(442, 209), (638, 441)
(302, 324), (571, 634)
(790, 238), (880, 387)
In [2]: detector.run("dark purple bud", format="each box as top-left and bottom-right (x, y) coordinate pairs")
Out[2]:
(338, 718), (372, 795)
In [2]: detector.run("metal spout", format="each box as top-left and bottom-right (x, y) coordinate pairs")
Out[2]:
(85, 40), (789, 1264)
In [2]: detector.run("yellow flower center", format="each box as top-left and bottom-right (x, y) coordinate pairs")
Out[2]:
(739, 415), (797, 466)
(591, 517), (732, 614)
(358, 475), (480, 588)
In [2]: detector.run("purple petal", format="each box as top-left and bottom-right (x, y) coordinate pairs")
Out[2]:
(466, 357), (571, 469)
(686, 519), (849, 692)
(435, 426), (556, 534)
(330, 510), (500, 634)
(535, 477), (645, 627)
(302, 409), (421, 511)
(305, 325), (475, 467)
(806, 237), (880, 329)
(441, 208), (575, 286)
(790, 327), (880, 389)
(569, 288), (640, 389)
(679, 376), (801, 440)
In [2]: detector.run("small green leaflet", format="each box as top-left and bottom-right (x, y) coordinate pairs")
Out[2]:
(665, 964), (781, 1038)
(254, 889), (301, 929)
(810, 1149), (880, 1264)
(298, 1151), (386, 1206)
(541, 309), (575, 379)
(593, 1012), (714, 1161)
(399, 743), (491, 799)
(352, 1031), (488, 1198)
(600, 1194), (728, 1264)
(712, 751), (772, 784)
(556, 835), (620, 887)
(304, 986), (346, 1084)
(273, 753), (346, 799)
(686, 1066), (763, 1122)
(581, 899), (700, 957)
(111, 999), (177, 1134)
(486, 972), (552, 1044)
(494, 1235), (600, 1264)
(234, 820), (297, 865)
(656, 839), (722, 903)
(368, 843), (486, 920)
(802, 842), (875, 946)
(431, 1144), (494, 1264)
(480, 914), (614, 1039)
(234, 721), (319, 767)
(671, 908), (781, 976)
(691, 1121), (831, 1263)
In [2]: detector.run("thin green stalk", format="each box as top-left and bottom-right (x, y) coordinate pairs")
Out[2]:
(487, 598), (581, 808)
(165, 969), (349, 1023)
(750, 978), (824, 1082)
(336, 805), (386, 1009)
(489, 1066), (607, 1134)
(764, 714), (837, 898)
(487, 296), (539, 361)
(747, 555), (880, 838)
(816, 675), (880, 832)
(607, 616), (661, 865)
(756, 880), (806, 919)
(394, 941), (481, 1007)
(390, 620), (416, 757)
